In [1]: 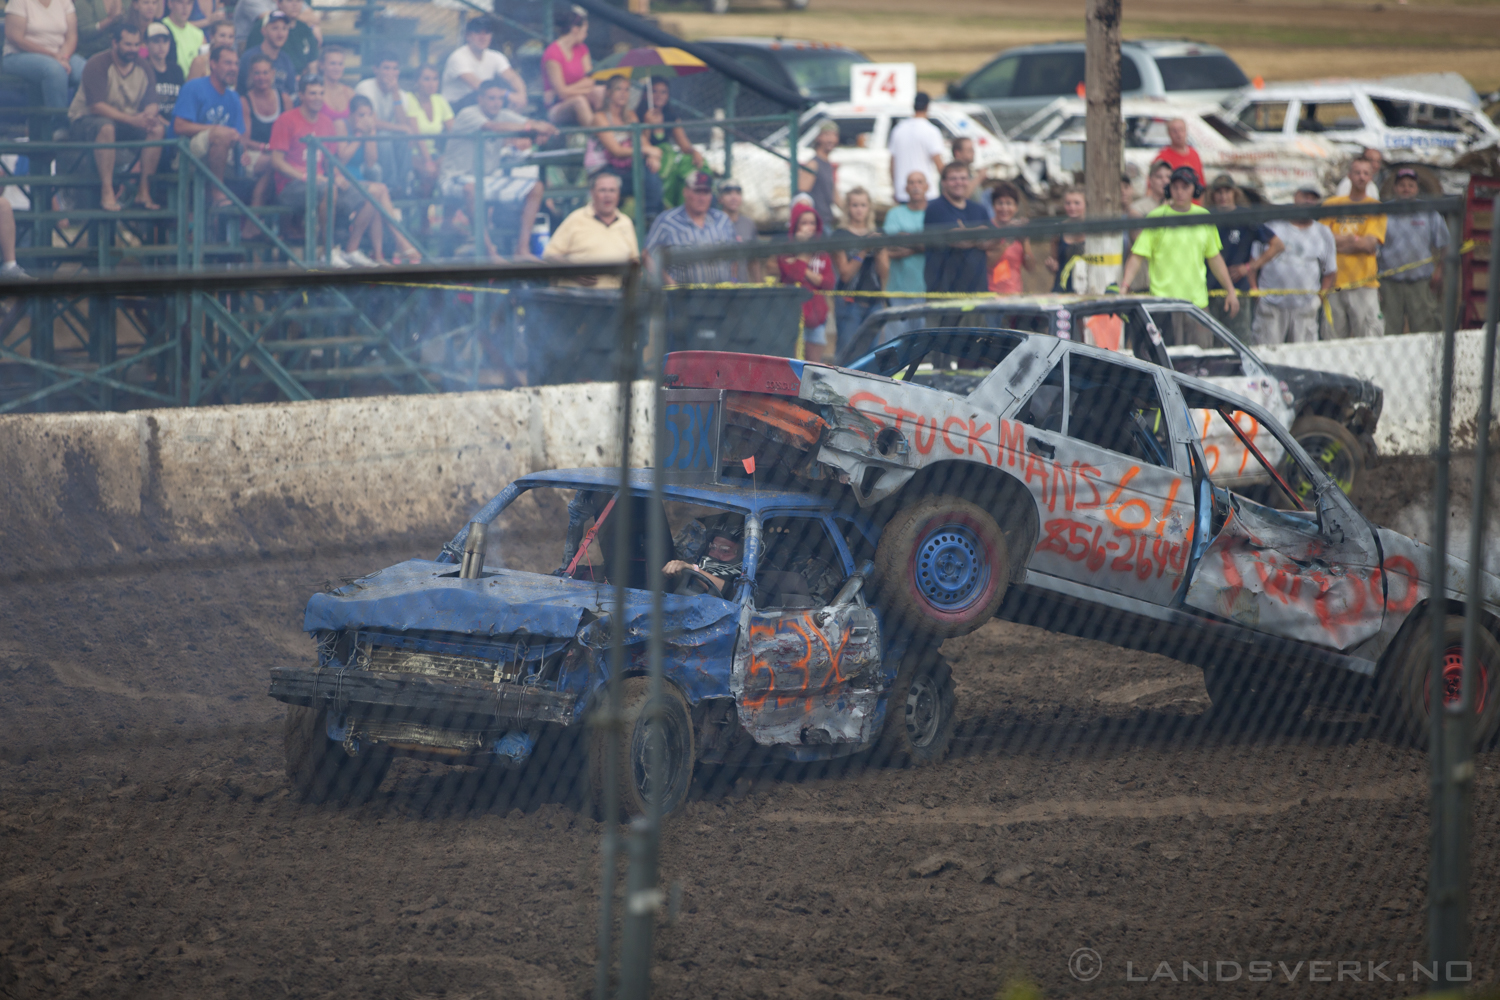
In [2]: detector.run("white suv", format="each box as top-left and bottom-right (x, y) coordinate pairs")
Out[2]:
(947, 39), (1250, 133)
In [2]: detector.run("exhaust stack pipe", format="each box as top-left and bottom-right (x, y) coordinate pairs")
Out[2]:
(459, 521), (488, 579)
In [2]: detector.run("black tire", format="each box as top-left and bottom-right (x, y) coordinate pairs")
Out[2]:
(1291, 415), (1365, 499)
(874, 653), (956, 766)
(873, 494), (1009, 639)
(1380, 614), (1500, 747)
(283, 705), (390, 805)
(590, 677), (696, 821)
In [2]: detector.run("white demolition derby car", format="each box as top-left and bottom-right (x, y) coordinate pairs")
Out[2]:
(663, 332), (1500, 743)
(1224, 81), (1500, 171)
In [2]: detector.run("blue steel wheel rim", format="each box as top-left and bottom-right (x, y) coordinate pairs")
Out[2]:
(913, 521), (990, 612)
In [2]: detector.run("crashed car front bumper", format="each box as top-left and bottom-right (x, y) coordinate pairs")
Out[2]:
(268, 667), (578, 726)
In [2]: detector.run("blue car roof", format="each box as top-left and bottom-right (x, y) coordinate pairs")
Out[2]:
(516, 468), (839, 516)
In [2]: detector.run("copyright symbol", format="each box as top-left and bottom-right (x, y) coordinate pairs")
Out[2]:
(1069, 947), (1102, 982)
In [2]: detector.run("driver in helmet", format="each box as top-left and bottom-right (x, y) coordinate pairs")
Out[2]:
(663, 516), (744, 598)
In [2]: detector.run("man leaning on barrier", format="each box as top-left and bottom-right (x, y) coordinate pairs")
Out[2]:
(644, 170), (739, 286)
(542, 171), (638, 288)
(67, 21), (163, 212)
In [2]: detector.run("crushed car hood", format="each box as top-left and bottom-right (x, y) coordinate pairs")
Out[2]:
(303, 559), (737, 639)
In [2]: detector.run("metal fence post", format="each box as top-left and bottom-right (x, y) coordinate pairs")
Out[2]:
(631, 124), (646, 248)
(304, 138), (317, 264)
(1428, 209), (1466, 983)
(594, 263), (641, 1000)
(617, 253), (667, 1000)
(787, 109), (799, 220)
(473, 132), (485, 261)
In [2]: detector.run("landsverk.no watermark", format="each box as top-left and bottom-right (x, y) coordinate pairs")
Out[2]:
(1067, 948), (1472, 984)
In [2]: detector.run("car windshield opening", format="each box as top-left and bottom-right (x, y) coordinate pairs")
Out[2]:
(846, 329), (1028, 396)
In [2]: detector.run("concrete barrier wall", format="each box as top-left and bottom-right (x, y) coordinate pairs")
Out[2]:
(0, 382), (657, 578)
(1258, 328), (1493, 457)
(1, 328), (1491, 577)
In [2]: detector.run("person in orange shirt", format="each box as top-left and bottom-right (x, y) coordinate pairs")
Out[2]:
(986, 182), (1029, 295)
(1152, 118), (1204, 190)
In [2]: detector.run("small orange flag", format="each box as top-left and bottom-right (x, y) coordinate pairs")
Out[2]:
(742, 457), (756, 475)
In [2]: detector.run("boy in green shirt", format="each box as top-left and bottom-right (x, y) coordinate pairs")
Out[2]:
(1120, 166), (1239, 322)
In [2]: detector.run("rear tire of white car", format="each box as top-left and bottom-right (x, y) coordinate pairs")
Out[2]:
(1291, 415), (1364, 499)
(874, 652), (956, 767)
(874, 495), (1009, 639)
(1381, 614), (1500, 748)
(590, 677), (696, 821)
(284, 705), (390, 805)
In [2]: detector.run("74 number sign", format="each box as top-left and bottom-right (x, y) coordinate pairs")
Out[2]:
(850, 63), (916, 108)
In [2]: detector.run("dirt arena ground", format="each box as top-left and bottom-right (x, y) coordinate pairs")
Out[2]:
(2, 455), (1498, 999)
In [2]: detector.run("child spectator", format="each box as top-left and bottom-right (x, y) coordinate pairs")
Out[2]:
(778, 198), (836, 363)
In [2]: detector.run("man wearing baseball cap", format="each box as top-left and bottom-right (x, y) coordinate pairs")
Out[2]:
(644, 170), (740, 285)
(1120, 166), (1239, 345)
(238, 9), (295, 99)
(1377, 166), (1447, 335)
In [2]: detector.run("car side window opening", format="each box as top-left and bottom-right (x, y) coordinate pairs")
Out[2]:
(1014, 52), (1086, 98)
(806, 116), (876, 148)
(966, 54), (1019, 98)
(756, 516), (848, 609)
(1145, 308), (1247, 378)
(1371, 97), (1487, 138)
(1073, 308), (1158, 364)
(1018, 355), (1174, 467)
(1149, 308), (1217, 351)
(1154, 54), (1249, 91)
(846, 330), (1028, 396)
(1238, 100), (1289, 132)
(1178, 385), (1314, 515)
(1297, 101), (1364, 133)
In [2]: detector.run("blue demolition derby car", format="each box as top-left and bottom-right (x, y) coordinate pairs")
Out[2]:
(267, 467), (956, 814)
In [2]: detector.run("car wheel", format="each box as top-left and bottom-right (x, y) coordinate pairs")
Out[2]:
(874, 653), (956, 766)
(283, 705), (390, 805)
(591, 677), (696, 821)
(1381, 614), (1500, 748)
(874, 494), (1009, 639)
(1290, 415), (1364, 499)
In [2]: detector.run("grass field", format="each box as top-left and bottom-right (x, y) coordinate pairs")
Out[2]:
(661, 0), (1500, 96)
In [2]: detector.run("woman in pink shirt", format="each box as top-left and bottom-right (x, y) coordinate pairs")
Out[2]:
(542, 6), (601, 126)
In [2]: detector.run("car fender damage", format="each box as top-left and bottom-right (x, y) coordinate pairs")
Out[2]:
(730, 603), (884, 746)
(1184, 504), (1400, 651)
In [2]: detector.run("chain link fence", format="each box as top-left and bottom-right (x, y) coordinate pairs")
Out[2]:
(1, 195), (1497, 1000)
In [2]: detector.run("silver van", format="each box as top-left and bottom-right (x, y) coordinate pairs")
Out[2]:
(946, 39), (1250, 134)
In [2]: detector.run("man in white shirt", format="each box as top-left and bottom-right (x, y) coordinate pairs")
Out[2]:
(441, 17), (524, 112)
(1251, 187), (1338, 345)
(887, 91), (945, 204)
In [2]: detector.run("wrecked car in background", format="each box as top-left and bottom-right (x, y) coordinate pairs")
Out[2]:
(1225, 81), (1500, 173)
(1011, 97), (1347, 204)
(268, 468), (956, 813)
(835, 294), (1384, 499)
(663, 335), (1500, 742)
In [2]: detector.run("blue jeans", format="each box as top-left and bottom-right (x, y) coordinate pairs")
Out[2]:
(835, 296), (879, 349)
(3, 52), (85, 110)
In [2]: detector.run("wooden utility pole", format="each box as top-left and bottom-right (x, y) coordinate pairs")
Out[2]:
(1082, 0), (1123, 293)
